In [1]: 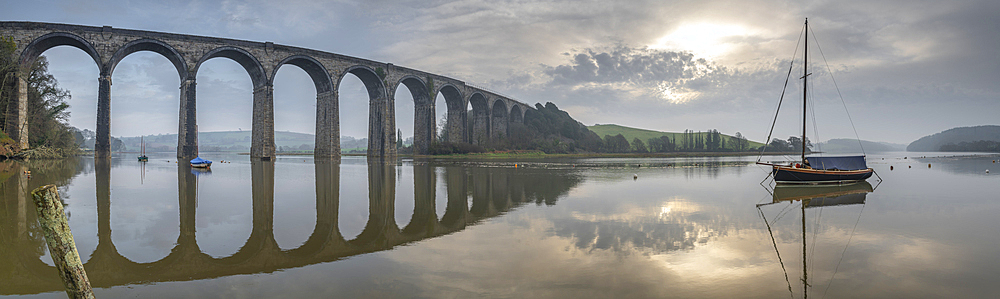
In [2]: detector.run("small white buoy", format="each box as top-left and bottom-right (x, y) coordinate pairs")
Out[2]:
(633, 174), (638, 180)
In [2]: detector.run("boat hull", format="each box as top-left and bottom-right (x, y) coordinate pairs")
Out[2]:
(191, 163), (211, 168)
(772, 166), (873, 184)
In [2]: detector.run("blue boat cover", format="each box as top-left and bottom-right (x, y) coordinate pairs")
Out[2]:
(806, 155), (867, 171)
(190, 157), (212, 165)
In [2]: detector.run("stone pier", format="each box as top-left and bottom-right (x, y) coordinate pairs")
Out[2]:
(177, 78), (198, 159)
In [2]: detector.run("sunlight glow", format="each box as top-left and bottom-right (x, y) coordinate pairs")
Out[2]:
(650, 23), (753, 59)
(657, 83), (701, 104)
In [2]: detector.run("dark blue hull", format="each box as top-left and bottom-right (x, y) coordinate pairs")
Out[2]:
(772, 166), (873, 184)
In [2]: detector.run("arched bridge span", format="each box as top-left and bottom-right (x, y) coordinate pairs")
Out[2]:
(0, 22), (532, 159)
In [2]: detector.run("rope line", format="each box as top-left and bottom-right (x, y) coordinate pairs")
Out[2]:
(822, 203), (867, 299)
(810, 26), (866, 156)
(759, 207), (795, 298)
(809, 78), (822, 155)
(759, 24), (806, 162)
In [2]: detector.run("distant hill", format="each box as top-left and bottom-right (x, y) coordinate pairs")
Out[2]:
(587, 124), (764, 149)
(907, 125), (1000, 152)
(120, 131), (371, 152)
(816, 138), (905, 153)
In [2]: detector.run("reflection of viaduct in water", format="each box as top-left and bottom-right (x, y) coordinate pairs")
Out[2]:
(1, 161), (580, 294)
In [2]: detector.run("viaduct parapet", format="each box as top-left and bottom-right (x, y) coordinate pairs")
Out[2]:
(1, 21), (532, 159)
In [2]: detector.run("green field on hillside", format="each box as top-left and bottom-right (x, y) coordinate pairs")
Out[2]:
(587, 124), (764, 149)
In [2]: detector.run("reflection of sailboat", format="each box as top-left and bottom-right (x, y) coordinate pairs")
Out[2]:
(758, 181), (872, 298)
(191, 167), (212, 176)
(773, 181), (872, 207)
(756, 18), (875, 185)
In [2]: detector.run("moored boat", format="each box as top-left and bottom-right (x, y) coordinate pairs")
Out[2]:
(757, 18), (877, 185)
(138, 136), (148, 162)
(190, 157), (212, 168)
(771, 156), (873, 184)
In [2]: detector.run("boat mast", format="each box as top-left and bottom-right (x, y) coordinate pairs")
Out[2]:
(801, 18), (809, 164)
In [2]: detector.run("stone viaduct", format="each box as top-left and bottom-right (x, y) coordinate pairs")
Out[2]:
(0, 21), (532, 159)
(0, 160), (578, 294)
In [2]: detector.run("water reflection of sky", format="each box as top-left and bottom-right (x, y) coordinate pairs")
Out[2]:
(376, 153), (1000, 298)
(4, 152), (999, 298)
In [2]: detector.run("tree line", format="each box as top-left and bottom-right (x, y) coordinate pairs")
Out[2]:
(602, 129), (750, 153)
(2, 37), (83, 157)
(427, 101), (798, 154)
(939, 140), (1000, 152)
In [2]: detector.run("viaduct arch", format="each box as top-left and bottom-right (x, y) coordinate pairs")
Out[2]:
(1, 21), (530, 159)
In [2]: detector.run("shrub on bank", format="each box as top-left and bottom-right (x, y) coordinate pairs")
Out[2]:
(11, 146), (82, 160)
(427, 142), (486, 155)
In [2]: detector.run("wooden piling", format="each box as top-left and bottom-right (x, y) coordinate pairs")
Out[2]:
(31, 185), (96, 299)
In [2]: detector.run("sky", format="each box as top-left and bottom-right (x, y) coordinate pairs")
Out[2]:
(2, 0), (998, 144)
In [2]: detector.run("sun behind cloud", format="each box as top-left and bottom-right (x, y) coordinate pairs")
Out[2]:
(649, 22), (756, 60)
(656, 83), (701, 104)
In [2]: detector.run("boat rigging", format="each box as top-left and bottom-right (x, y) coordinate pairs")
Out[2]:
(757, 18), (879, 185)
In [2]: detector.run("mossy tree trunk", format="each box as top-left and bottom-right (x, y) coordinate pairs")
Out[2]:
(31, 185), (95, 299)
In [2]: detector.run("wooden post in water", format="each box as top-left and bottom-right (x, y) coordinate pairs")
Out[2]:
(31, 185), (96, 299)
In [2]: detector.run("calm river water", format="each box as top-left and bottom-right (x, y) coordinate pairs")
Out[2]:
(2, 152), (998, 298)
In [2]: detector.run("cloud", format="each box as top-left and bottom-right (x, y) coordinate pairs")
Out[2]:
(541, 46), (727, 104)
(7, 0), (1000, 143)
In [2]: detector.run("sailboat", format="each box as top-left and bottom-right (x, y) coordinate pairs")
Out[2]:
(757, 18), (875, 185)
(137, 136), (148, 162)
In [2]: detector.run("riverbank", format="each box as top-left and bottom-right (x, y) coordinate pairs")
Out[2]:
(408, 151), (776, 159)
(234, 150), (789, 159)
(0, 147), (83, 160)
